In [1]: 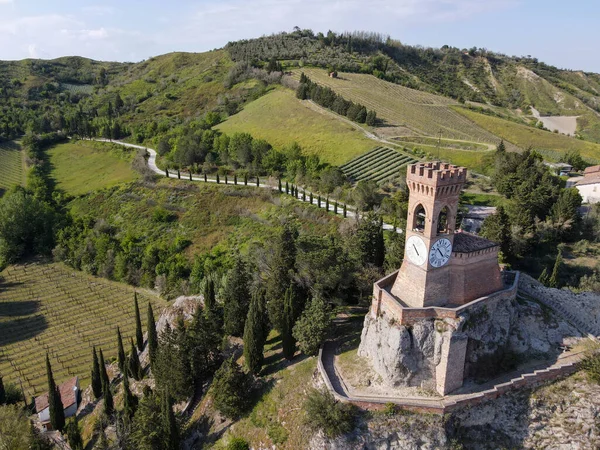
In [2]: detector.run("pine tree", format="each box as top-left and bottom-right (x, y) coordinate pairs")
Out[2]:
(211, 358), (251, 419)
(147, 303), (158, 365)
(203, 277), (216, 312)
(293, 296), (331, 356)
(122, 374), (137, 423)
(188, 304), (224, 385)
(163, 392), (180, 450)
(497, 140), (506, 153)
(0, 375), (5, 404)
(243, 290), (267, 375)
(91, 347), (102, 399)
(134, 293), (144, 352)
(128, 338), (142, 381)
(98, 348), (109, 389)
(65, 416), (83, 450)
(281, 285), (297, 360)
(103, 377), (114, 416)
(548, 249), (563, 288)
(480, 205), (512, 263)
(45, 354), (65, 431)
(223, 256), (251, 337)
(356, 212), (385, 267)
(116, 327), (126, 374)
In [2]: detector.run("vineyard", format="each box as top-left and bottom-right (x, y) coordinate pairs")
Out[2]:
(291, 69), (502, 144)
(340, 146), (418, 184)
(0, 262), (165, 397)
(0, 140), (23, 195)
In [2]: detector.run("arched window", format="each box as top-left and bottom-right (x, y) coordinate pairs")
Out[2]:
(437, 206), (449, 234)
(413, 204), (426, 232)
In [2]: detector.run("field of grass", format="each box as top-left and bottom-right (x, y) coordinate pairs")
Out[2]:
(47, 140), (138, 196)
(340, 146), (418, 184)
(215, 88), (376, 165)
(392, 136), (491, 151)
(291, 69), (502, 144)
(455, 107), (600, 163)
(0, 140), (24, 196)
(60, 83), (95, 95)
(0, 261), (165, 398)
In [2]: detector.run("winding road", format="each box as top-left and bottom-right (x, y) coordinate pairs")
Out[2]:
(91, 138), (402, 232)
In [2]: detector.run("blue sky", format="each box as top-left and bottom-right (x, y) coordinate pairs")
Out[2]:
(0, 0), (598, 72)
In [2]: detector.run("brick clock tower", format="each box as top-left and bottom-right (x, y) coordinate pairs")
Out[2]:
(390, 161), (503, 307)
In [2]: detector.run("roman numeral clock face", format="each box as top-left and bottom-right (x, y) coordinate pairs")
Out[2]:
(429, 238), (452, 268)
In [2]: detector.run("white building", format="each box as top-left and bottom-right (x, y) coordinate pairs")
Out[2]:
(575, 165), (600, 204)
(35, 376), (80, 431)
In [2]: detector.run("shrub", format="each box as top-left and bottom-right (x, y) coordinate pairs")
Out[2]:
(304, 389), (356, 438)
(152, 208), (176, 223)
(227, 437), (250, 450)
(582, 352), (600, 384)
(211, 357), (252, 419)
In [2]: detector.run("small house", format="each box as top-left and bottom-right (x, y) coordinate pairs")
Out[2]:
(35, 376), (80, 431)
(575, 165), (600, 204)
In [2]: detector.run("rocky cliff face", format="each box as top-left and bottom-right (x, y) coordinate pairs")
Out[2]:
(357, 295), (581, 387)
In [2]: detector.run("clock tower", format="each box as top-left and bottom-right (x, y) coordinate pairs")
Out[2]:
(390, 162), (466, 307)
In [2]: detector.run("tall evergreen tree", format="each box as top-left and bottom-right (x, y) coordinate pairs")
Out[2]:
(65, 416), (83, 450)
(147, 303), (158, 365)
(293, 295), (331, 356)
(548, 248), (563, 288)
(223, 256), (251, 337)
(91, 347), (102, 399)
(163, 392), (180, 450)
(0, 375), (5, 404)
(480, 205), (513, 263)
(281, 286), (297, 360)
(188, 305), (224, 387)
(98, 348), (109, 389)
(243, 290), (267, 375)
(116, 327), (126, 374)
(122, 374), (138, 424)
(128, 338), (143, 381)
(153, 323), (193, 402)
(45, 354), (65, 431)
(103, 377), (114, 416)
(203, 277), (216, 312)
(266, 223), (297, 331)
(356, 212), (385, 267)
(134, 292), (144, 352)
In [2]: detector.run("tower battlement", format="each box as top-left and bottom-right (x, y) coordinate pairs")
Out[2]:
(408, 162), (467, 187)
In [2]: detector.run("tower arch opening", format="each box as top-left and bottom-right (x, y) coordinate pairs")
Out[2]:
(413, 204), (426, 232)
(437, 206), (449, 235)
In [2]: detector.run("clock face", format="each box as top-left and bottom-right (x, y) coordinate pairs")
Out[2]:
(406, 235), (427, 266)
(429, 238), (452, 268)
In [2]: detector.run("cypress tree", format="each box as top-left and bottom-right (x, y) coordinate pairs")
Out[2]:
(45, 354), (65, 431)
(343, 203), (347, 217)
(325, 196), (329, 211)
(216, 173), (220, 184)
(177, 169), (181, 179)
(65, 416), (83, 450)
(116, 327), (126, 374)
(204, 173), (207, 182)
(165, 168), (169, 177)
(103, 377), (114, 416)
(147, 303), (158, 365)
(134, 292), (144, 352)
(310, 191), (313, 204)
(243, 290), (267, 375)
(203, 277), (216, 312)
(317, 195), (321, 208)
(548, 249), (563, 288)
(244, 174), (248, 185)
(225, 175), (228, 184)
(223, 256), (251, 337)
(278, 178), (282, 192)
(163, 392), (180, 450)
(98, 348), (109, 388)
(302, 189), (306, 202)
(128, 338), (142, 381)
(256, 176), (260, 187)
(374, 219), (385, 268)
(189, 171), (192, 181)
(285, 181), (289, 194)
(234, 174), (238, 185)
(0, 375), (5, 404)
(122, 374), (137, 423)
(281, 286), (297, 360)
(91, 347), (102, 399)
(334, 201), (338, 214)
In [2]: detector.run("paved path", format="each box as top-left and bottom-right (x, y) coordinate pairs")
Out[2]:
(90, 138), (402, 233)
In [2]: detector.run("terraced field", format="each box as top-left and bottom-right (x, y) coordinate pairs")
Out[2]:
(0, 262), (166, 397)
(0, 140), (23, 195)
(340, 146), (418, 184)
(292, 69), (502, 144)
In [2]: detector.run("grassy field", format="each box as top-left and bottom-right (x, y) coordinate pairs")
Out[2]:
(0, 140), (24, 196)
(47, 140), (138, 196)
(455, 107), (600, 162)
(0, 261), (165, 398)
(291, 69), (502, 144)
(215, 88), (375, 165)
(340, 146), (418, 184)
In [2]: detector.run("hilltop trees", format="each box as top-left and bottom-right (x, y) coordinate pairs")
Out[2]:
(45, 355), (65, 432)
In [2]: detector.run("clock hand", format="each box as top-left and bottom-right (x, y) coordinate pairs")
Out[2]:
(413, 244), (419, 256)
(437, 249), (444, 257)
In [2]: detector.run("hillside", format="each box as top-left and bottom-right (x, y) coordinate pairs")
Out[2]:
(0, 140), (24, 196)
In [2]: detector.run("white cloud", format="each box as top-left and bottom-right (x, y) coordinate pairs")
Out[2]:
(81, 6), (116, 16)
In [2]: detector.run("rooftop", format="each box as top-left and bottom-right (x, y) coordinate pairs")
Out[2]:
(576, 172), (600, 187)
(35, 376), (78, 413)
(453, 231), (498, 253)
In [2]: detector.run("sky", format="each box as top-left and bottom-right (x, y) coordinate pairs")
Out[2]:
(0, 0), (599, 72)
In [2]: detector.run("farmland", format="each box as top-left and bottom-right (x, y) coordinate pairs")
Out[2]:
(340, 146), (418, 184)
(455, 107), (600, 162)
(0, 261), (165, 397)
(47, 140), (138, 196)
(291, 69), (502, 144)
(215, 88), (376, 165)
(0, 140), (24, 196)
